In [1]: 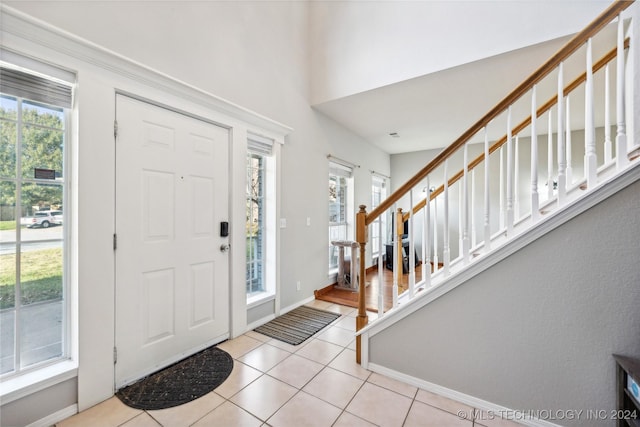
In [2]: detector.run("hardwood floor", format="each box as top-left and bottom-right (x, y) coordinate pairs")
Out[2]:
(315, 263), (426, 313)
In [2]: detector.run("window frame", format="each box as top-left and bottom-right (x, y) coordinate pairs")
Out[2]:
(245, 138), (276, 308)
(328, 161), (354, 274)
(0, 93), (72, 380)
(370, 175), (387, 257)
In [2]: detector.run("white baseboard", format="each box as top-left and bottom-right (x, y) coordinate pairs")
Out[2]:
(246, 314), (276, 331)
(368, 363), (561, 427)
(26, 404), (77, 427)
(246, 295), (315, 332)
(280, 295), (315, 315)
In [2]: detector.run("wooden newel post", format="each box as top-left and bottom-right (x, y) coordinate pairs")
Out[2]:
(355, 205), (368, 364)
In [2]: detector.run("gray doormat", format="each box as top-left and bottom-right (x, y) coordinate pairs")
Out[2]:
(254, 305), (341, 345)
(116, 346), (233, 410)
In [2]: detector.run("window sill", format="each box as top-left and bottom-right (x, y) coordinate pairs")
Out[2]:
(0, 359), (78, 405)
(247, 292), (275, 309)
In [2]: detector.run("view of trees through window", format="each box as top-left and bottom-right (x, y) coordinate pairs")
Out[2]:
(0, 94), (66, 375)
(246, 153), (265, 296)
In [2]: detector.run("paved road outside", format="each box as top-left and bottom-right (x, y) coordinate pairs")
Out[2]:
(0, 226), (63, 254)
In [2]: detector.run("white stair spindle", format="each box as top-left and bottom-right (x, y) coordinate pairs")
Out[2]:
(499, 146), (505, 229)
(616, 14), (628, 170)
(392, 204), (398, 308)
(566, 96), (573, 186)
(506, 106), (514, 235)
(443, 160), (450, 276)
(547, 111), (554, 200)
(421, 189), (426, 279)
(408, 190), (415, 298)
(424, 178), (431, 287)
(557, 62), (567, 204)
(377, 211), (384, 316)
(531, 85), (540, 222)
(471, 168), (476, 248)
(433, 193), (439, 272)
(462, 143), (470, 264)
(585, 37), (597, 188)
(604, 63), (613, 163)
(484, 126), (491, 252)
(514, 135), (520, 220)
(458, 184), (463, 259)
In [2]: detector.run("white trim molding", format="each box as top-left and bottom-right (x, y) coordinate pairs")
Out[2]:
(368, 362), (562, 427)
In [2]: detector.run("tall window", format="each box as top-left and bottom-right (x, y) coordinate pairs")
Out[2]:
(328, 161), (353, 271)
(246, 134), (275, 303)
(246, 152), (265, 296)
(371, 175), (387, 257)
(0, 64), (73, 377)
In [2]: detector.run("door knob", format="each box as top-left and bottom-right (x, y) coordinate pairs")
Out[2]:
(220, 244), (230, 253)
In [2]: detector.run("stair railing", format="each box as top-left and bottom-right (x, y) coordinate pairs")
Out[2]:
(354, 0), (636, 363)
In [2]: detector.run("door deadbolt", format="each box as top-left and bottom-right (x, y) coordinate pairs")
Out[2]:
(220, 244), (230, 253)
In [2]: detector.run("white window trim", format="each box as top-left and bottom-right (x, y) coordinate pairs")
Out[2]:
(328, 165), (354, 276)
(246, 145), (276, 305)
(0, 75), (75, 395)
(0, 359), (77, 405)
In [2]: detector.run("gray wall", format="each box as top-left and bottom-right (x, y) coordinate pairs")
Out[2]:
(369, 177), (640, 427)
(0, 378), (77, 427)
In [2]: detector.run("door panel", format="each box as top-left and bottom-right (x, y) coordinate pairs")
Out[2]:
(115, 95), (230, 388)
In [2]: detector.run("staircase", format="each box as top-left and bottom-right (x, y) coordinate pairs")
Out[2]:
(352, 1), (640, 425)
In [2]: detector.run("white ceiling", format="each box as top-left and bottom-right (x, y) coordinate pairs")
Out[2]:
(313, 25), (618, 155)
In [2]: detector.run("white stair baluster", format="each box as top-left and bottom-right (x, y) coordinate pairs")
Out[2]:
(547, 111), (554, 201)
(557, 62), (567, 204)
(499, 146), (505, 229)
(484, 126), (491, 252)
(424, 178), (431, 287)
(506, 106), (514, 235)
(433, 193), (439, 272)
(458, 184), (463, 259)
(585, 37), (597, 188)
(408, 191), (415, 298)
(392, 204), (398, 309)
(531, 85), (540, 222)
(616, 14), (628, 170)
(443, 160), (450, 276)
(377, 211), (384, 316)
(471, 168), (476, 248)
(604, 63), (613, 163)
(462, 143), (470, 264)
(514, 135), (520, 220)
(566, 96), (573, 186)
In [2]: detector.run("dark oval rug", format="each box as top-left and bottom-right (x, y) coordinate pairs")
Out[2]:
(116, 345), (233, 410)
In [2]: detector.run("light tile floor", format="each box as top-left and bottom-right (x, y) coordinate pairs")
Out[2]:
(57, 300), (521, 427)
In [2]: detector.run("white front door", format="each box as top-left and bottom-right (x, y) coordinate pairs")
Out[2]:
(115, 95), (230, 388)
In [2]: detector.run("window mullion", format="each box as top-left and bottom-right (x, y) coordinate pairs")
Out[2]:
(14, 97), (23, 371)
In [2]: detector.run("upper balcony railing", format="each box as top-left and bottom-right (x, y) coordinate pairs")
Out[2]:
(353, 0), (637, 363)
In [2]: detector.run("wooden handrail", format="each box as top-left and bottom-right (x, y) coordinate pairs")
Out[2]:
(355, 0), (634, 366)
(365, 0), (633, 226)
(402, 37), (630, 221)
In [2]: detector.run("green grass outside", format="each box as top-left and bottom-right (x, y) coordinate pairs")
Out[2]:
(0, 247), (62, 310)
(0, 220), (17, 231)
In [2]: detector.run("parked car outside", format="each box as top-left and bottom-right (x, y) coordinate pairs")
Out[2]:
(20, 210), (63, 228)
